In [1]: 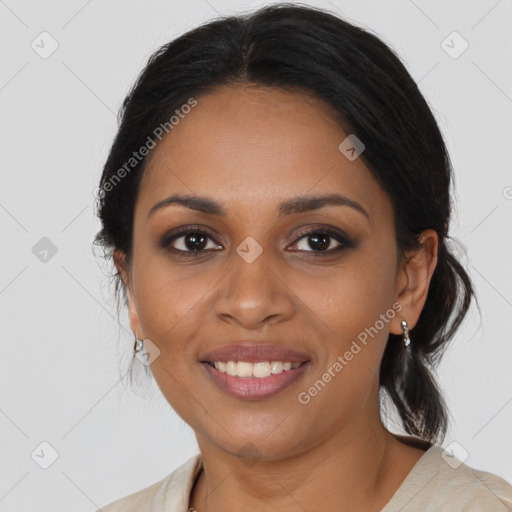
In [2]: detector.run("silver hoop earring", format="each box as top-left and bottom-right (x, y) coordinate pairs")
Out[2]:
(134, 335), (144, 353)
(401, 320), (411, 347)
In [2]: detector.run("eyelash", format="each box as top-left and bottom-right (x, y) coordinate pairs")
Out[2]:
(160, 225), (353, 258)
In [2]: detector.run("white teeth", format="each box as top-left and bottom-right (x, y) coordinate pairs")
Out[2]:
(253, 361), (271, 378)
(271, 361), (283, 373)
(211, 360), (303, 378)
(226, 361), (237, 376)
(236, 362), (253, 377)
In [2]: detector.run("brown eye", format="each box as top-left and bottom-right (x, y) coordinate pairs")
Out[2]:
(289, 227), (353, 255)
(161, 227), (223, 255)
(176, 232), (209, 251)
(299, 232), (338, 251)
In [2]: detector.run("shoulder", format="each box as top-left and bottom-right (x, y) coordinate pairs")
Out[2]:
(384, 445), (512, 511)
(95, 453), (202, 512)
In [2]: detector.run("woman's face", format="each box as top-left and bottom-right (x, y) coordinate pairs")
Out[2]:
(117, 85), (415, 460)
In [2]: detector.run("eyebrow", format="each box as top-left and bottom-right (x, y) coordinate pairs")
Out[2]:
(147, 193), (370, 221)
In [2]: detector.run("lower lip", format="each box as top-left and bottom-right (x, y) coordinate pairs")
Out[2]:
(201, 362), (310, 399)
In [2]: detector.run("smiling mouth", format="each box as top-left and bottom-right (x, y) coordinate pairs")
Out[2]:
(201, 358), (311, 399)
(202, 360), (309, 379)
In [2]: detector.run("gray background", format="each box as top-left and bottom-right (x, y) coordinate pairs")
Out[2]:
(1, 0), (511, 510)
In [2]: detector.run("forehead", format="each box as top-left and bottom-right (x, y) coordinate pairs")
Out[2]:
(137, 85), (390, 222)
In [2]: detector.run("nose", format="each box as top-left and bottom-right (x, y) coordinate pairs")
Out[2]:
(212, 243), (296, 330)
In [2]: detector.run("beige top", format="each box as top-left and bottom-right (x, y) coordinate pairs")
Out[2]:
(97, 446), (512, 511)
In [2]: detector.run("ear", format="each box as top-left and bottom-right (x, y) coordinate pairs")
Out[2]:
(389, 229), (438, 335)
(113, 249), (143, 339)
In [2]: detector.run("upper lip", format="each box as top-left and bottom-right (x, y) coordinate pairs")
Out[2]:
(200, 342), (311, 364)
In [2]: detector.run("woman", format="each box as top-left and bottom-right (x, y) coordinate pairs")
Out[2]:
(94, 3), (512, 511)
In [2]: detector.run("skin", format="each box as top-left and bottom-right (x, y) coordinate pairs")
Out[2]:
(114, 84), (438, 512)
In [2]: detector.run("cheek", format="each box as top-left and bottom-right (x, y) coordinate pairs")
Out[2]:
(133, 263), (210, 420)
(133, 251), (220, 347)
(294, 247), (398, 403)
(297, 249), (397, 347)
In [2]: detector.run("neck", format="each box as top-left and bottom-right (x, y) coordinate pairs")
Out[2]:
(190, 397), (426, 512)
